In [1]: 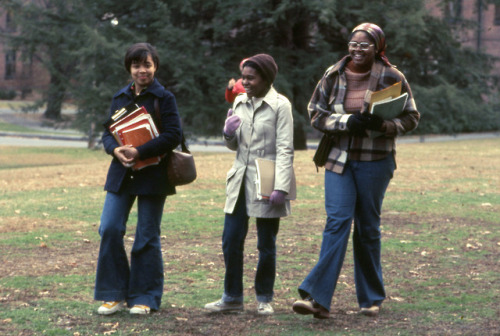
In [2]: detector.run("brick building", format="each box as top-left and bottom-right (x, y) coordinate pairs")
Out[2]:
(0, 8), (50, 98)
(426, 0), (500, 76)
(0, 1), (499, 99)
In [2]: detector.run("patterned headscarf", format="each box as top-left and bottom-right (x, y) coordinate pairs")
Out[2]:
(351, 22), (392, 67)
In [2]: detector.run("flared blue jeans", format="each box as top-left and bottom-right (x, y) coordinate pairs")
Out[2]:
(94, 191), (166, 310)
(299, 155), (395, 311)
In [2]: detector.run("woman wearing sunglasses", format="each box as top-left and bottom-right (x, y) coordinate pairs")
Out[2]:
(292, 23), (420, 319)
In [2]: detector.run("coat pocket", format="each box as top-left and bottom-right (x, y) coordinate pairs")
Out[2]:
(225, 167), (239, 196)
(226, 167), (238, 181)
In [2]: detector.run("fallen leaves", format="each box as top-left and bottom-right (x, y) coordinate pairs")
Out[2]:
(465, 242), (483, 250)
(102, 322), (120, 335)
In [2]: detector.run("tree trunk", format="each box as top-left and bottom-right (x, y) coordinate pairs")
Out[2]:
(87, 121), (97, 149)
(44, 74), (65, 120)
(293, 124), (308, 150)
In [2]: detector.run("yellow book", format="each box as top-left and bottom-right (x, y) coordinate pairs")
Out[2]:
(368, 82), (407, 139)
(255, 158), (296, 200)
(369, 81), (402, 110)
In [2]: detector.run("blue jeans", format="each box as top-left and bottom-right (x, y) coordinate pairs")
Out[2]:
(299, 155), (395, 310)
(222, 185), (280, 304)
(94, 191), (166, 310)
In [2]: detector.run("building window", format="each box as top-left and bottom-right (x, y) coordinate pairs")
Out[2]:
(6, 11), (16, 33)
(21, 56), (33, 79)
(445, 0), (463, 24)
(495, 5), (500, 26)
(5, 50), (16, 80)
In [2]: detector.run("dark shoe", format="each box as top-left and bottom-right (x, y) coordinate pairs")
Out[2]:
(293, 296), (329, 318)
(292, 298), (320, 315)
(313, 305), (330, 319)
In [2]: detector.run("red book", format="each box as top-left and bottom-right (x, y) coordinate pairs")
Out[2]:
(109, 106), (148, 134)
(109, 107), (161, 170)
(120, 123), (160, 170)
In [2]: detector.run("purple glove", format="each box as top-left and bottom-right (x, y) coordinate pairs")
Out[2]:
(269, 190), (287, 205)
(223, 108), (241, 136)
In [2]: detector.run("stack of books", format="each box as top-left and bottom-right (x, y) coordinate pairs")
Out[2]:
(368, 81), (408, 138)
(108, 104), (161, 170)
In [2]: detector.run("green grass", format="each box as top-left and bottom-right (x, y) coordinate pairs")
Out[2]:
(0, 139), (499, 335)
(0, 121), (40, 133)
(0, 100), (76, 110)
(0, 122), (82, 137)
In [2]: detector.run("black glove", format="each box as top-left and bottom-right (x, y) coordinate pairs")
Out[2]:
(347, 114), (368, 137)
(363, 113), (384, 131)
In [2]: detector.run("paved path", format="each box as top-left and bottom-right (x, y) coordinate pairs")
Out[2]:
(0, 132), (233, 151)
(2, 130), (499, 150)
(0, 108), (498, 150)
(0, 108), (232, 151)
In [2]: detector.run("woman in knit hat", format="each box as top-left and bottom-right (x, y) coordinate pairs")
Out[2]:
(292, 23), (420, 319)
(205, 53), (295, 315)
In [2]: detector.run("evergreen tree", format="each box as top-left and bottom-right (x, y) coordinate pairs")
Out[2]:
(2, 0), (498, 143)
(0, 0), (88, 120)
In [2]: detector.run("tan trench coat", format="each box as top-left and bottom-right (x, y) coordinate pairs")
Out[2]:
(223, 87), (295, 218)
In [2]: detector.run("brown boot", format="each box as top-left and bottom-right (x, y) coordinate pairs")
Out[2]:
(313, 305), (330, 319)
(292, 296), (329, 319)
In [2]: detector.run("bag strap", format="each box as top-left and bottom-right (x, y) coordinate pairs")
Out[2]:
(154, 98), (190, 153)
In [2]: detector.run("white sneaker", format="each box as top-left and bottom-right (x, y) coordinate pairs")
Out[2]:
(257, 302), (274, 315)
(97, 301), (124, 315)
(204, 299), (243, 312)
(130, 304), (151, 315)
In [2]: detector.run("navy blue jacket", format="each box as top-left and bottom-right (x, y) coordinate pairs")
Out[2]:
(102, 78), (182, 195)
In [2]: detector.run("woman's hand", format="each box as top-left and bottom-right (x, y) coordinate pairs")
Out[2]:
(347, 114), (368, 137)
(223, 108), (241, 137)
(269, 190), (287, 206)
(114, 145), (139, 168)
(363, 113), (384, 131)
(227, 78), (236, 90)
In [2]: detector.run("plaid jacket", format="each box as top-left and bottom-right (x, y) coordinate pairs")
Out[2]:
(308, 56), (420, 174)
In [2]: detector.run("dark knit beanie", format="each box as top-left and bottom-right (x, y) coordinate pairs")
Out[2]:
(244, 54), (278, 85)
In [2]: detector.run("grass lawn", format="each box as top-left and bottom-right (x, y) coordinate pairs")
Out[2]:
(0, 139), (498, 335)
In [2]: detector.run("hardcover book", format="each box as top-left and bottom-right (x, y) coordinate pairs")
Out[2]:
(109, 106), (161, 170)
(367, 82), (408, 139)
(109, 105), (148, 134)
